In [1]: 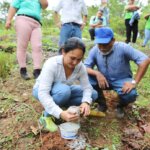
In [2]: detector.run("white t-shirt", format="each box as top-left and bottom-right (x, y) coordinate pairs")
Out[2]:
(54, 0), (88, 24)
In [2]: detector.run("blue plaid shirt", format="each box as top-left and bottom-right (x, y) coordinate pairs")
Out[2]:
(84, 42), (148, 82)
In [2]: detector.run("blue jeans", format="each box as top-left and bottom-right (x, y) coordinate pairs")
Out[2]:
(89, 75), (138, 107)
(143, 29), (150, 46)
(59, 23), (82, 47)
(33, 82), (98, 116)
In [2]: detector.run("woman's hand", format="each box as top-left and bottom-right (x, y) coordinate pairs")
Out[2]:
(5, 20), (11, 29)
(60, 110), (79, 122)
(80, 102), (90, 117)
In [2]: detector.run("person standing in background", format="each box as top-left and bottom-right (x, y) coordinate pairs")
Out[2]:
(124, 0), (140, 44)
(5, 0), (48, 80)
(142, 14), (150, 47)
(33, 37), (98, 132)
(54, 0), (88, 53)
(99, 0), (109, 27)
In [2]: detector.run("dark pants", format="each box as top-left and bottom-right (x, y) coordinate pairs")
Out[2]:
(89, 75), (138, 108)
(125, 19), (138, 43)
(89, 28), (95, 40)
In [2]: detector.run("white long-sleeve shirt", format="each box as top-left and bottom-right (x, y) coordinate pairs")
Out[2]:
(33, 55), (93, 119)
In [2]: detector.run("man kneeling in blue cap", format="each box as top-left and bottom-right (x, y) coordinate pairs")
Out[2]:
(84, 27), (149, 118)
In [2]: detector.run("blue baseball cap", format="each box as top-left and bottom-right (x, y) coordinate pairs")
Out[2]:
(94, 27), (114, 44)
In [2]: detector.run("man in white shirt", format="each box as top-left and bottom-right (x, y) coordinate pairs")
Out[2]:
(54, 0), (88, 51)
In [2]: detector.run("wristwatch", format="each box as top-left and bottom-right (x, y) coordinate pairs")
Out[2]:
(131, 80), (137, 86)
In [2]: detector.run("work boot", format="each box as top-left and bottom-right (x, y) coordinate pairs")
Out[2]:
(116, 105), (125, 119)
(20, 68), (30, 80)
(33, 69), (41, 79)
(39, 112), (58, 132)
(98, 104), (108, 112)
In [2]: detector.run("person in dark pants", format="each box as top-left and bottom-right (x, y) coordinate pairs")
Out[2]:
(124, 0), (140, 44)
(125, 19), (138, 43)
(89, 10), (105, 40)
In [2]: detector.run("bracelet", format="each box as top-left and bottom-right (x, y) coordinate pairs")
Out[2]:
(83, 102), (90, 106)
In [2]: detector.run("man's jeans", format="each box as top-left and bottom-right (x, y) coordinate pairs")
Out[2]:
(33, 82), (98, 116)
(143, 29), (150, 46)
(59, 23), (82, 47)
(89, 75), (138, 107)
(89, 28), (95, 40)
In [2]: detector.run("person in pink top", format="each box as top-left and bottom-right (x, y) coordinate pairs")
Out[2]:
(5, 0), (48, 80)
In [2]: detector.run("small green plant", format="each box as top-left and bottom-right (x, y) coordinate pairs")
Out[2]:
(0, 52), (14, 78)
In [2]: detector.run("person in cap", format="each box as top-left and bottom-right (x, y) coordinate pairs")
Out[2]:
(84, 27), (149, 118)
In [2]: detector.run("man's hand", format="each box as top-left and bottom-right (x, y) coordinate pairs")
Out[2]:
(56, 22), (61, 29)
(80, 23), (86, 30)
(80, 102), (90, 117)
(122, 82), (136, 94)
(96, 71), (109, 89)
(60, 110), (79, 122)
(5, 20), (11, 29)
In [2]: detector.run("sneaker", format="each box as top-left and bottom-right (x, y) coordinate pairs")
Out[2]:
(116, 106), (125, 119)
(33, 69), (41, 79)
(20, 68), (30, 80)
(39, 113), (58, 132)
(98, 104), (108, 112)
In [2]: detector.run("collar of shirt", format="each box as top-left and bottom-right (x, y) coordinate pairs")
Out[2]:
(97, 44), (114, 56)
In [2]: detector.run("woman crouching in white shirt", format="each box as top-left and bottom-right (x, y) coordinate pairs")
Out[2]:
(33, 37), (98, 132)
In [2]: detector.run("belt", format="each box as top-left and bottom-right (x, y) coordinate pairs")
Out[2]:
(17, 14), (42, 26)
(63, 22), (81, 27)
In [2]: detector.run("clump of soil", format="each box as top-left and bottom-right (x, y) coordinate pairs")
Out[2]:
(39, 131), (69, 150)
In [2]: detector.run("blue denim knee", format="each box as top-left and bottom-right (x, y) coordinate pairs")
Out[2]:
(119, 89), (138, 106)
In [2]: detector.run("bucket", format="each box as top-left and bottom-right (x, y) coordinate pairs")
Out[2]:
(59, 122), (80, 139)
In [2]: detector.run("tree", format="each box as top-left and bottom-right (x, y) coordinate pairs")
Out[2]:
(0, 1), (10, 23)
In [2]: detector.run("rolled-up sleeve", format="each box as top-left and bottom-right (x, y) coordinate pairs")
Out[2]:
(82, 1), (88, 16)
(123, 44), (148, 65)
(38, 59), (63, 119)
(84, 46), (97, 68)
(54, 0), (62, 12)
(11, 0), (21, 9)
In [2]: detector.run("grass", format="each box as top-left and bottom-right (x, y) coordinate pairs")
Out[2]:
(0, 52), (15, 78)
(0, 22), (150, 149)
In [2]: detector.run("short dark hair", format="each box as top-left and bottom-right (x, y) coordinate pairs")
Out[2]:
(60, 37), (86, 54)
(98, 9), (103, 13)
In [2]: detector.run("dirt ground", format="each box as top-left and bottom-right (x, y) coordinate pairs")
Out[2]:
(0, 50), (150, 150)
